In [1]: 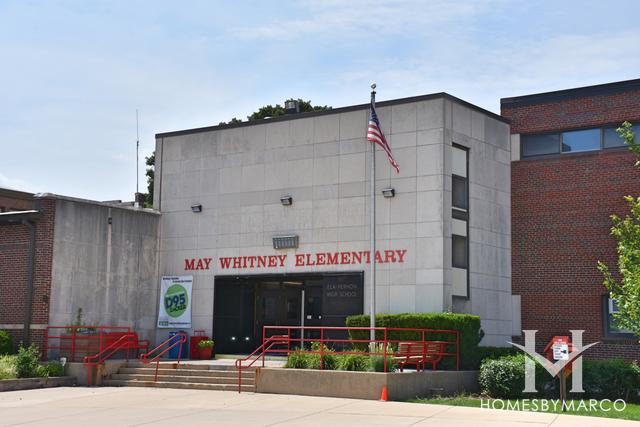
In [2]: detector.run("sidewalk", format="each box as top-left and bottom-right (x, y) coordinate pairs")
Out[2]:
(0, 386), (635, 426)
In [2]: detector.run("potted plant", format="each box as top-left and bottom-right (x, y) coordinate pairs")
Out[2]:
(197, 339), (214, 360)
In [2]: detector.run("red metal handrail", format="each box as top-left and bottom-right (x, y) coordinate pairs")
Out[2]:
(44, 325), (131, 362)
(235, 334), (290, 393)
(83, 333), (136, 385)
(139, 332), (187, 381)
(235, 326), (460, 393)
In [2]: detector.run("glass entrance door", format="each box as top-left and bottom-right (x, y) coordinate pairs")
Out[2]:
(254, 282), (302, 343)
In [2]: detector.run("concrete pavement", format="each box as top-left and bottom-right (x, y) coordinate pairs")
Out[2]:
(0, 387), (636, 427)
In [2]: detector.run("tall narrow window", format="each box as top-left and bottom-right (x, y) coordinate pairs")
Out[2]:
(452, 235), (468, 269)
(452, 144), (469, 298)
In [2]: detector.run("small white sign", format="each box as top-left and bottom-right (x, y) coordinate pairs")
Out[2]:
(553, 343), (569, 361)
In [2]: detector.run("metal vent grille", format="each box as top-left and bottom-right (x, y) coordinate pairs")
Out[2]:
(272, 235), (299, 249)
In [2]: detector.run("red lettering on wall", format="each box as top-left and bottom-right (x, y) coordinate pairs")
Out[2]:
(190, 250), (408, 270)
(185, 258), (213, 270)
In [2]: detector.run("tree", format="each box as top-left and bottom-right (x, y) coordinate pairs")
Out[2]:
(144, 99), (331, 206)
(144, 152), (154, 208)
(218, 99), (331, 125)
(597, 122), (640, 337)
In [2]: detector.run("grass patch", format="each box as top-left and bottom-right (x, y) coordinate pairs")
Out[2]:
(411, 395), (640, 421)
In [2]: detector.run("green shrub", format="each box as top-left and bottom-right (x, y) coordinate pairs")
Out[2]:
(346, 313), (483, 370)
(474, 346), (519, 367)
(579, 359), (640, 401)
(284, 343), (339, 370)
(337, 353), (370, 371)
(479, 354), (527, 399)
(305, 342), (339, 370)
(36, 361), (64, 378)
(0, 330), (12, 355)
(479, 354), (640, 400)
(15, 345), (41, 378)
(284, 350), (309, 369)
(0, 355), (17, 380)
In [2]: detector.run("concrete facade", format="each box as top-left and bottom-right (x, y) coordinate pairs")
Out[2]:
(47, 195), (160, 341)
(154, 94), (516, 346)
(255, 367), (479, 400)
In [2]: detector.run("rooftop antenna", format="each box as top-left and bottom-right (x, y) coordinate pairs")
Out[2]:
(136, 109), (140, 194)
(135, 109), (140, 208)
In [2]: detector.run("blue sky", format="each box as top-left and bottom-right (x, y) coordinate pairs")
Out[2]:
(1, 0), (639, 201)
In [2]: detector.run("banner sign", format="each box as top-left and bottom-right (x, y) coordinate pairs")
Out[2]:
(158, 276), (193, 328)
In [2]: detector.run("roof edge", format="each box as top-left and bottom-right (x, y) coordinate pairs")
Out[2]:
(156, 92), (507, 139)
(501, 78), (640, 107)
(35, 193), (161, 215)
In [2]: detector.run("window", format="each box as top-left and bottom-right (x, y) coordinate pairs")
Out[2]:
(604, 124), (640, 148)
(561, 129), (600, 152)
(521, 133), (560, 157)
(603, 296), (634, 337)
(452, 235), (467, 269)
(522, 123), (639, 158)
(452, 175), (468, 210)
(603, 127), (626, 148)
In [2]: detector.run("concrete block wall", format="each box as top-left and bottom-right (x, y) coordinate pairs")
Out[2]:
(444, 100), (514, 346)
(155, 95), (514, 345)
(48, 197), (160, 342)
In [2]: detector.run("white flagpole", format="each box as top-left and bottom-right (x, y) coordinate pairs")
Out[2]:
(369, 83), (377, 347)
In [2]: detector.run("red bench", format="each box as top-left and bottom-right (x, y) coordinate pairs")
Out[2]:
(393, 341), (446, 372)
(104, 332), (150, 357)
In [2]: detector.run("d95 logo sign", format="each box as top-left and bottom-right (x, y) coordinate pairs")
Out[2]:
(164, 284), (188, 318)
(158, 276), (193, 328)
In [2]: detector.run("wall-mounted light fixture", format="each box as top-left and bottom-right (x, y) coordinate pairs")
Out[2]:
(191, 203), (203, 213)
(381, 188), (395, 198)
(273, 235), (299, 249)
(280, 195), (293, 206)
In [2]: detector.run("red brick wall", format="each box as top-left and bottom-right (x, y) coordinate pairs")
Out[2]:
(0, 197), (55, 354)
(511, 150), (640, 359)
(503, 89), (640, 134)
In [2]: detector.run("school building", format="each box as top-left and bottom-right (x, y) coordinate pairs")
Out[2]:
(1, 78), (639, 359)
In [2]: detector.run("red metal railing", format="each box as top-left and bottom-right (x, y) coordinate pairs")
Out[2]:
(235, 326), (460, 393)
(139, 332), (187, 381)
(83, 333), (136, 385)
(235, 334), (290, 392)
(44, 325), (131, 362)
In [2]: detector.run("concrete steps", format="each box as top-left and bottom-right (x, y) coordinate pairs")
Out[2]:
(102, 362), (255, 392)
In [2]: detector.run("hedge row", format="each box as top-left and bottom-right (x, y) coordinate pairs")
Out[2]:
(345, 313), (483, 370)
(0, 330), (12, 355)
(479, 354), (640, 401)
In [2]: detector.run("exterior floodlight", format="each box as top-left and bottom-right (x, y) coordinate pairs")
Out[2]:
(273, 235), (299, 249)
(191, 204), (203, 213)
(280, 195), (293, 206)
(381, 188), (395, 198)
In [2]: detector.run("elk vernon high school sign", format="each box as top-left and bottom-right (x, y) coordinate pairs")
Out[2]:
(184, 249), (408, 271)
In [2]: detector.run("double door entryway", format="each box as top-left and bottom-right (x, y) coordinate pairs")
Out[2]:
(213, 272), (363, 354)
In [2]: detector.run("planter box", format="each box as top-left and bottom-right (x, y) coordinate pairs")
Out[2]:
(0, 377), (75, 392)
(255, 368), (479, 401)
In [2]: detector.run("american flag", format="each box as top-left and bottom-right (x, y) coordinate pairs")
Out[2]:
(367, 105), (400, 173)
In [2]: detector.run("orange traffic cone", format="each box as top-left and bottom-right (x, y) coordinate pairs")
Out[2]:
(380, 385), (388, 402)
